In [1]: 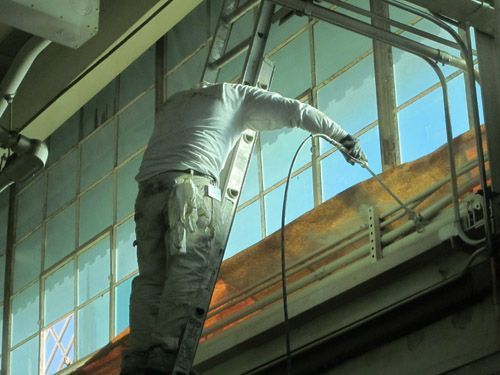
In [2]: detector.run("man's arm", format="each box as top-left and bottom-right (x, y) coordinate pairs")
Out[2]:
(235, 84), (348, 141)
(233, 84), (366, 163)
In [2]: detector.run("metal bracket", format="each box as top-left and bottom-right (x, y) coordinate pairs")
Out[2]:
(368, 206), (382, 262)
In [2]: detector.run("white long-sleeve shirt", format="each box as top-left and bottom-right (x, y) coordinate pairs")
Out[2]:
(136, 82), (349, 183)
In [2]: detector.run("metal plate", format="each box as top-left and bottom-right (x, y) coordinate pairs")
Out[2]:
(0, 0), (100, 49)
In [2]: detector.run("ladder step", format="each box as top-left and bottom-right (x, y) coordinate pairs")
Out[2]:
(224, 0), (261, 25)
(209, 37), (252, 70)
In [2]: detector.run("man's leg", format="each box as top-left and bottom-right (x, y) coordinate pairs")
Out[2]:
(122, 187), (171, 373)
(149, 181), (221, 370)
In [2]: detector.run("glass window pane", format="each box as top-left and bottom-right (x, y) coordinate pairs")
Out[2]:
(0, 255), (5, 304)
(46, 203), (76, 270)
(217, 52), (245, 84)
(43, 314), (74, 374)
(166, 2), (209, 71)
(80, 120), (115, 190)
(114, 277), (133, 335)
(10, 334), (39, 375)
(264, 168), (314, 235)
(47, 112), (79, 165)
(398, 88), (450, 163)
(448, 74), (471, 137)
(317, 54), (377, 136)
(116, 218), (138, 281)
(314, 22), (372, 84)
(0, 305), (3, 355)
(265, 10), (308, 55)
(239, 147), (259, 204)
(82, 79), (117, 138)
(120, 47), (155, 109)
(117, 153), (142, 221)
(47, 149), (78, 215)
(226, 201), (262, 259)
(270, 31), (311, 98)
(167, 46), (208, 97)
(261, 127), (311, 189)
(117, 90), (155, 163)
(11, 282), (39, 346)
(79, 176), (113, 245)
(77, 292), (109, 359)
(0, 189), (9, 252)
(393, 20), (458, 105)
(16, 174), (46, 240)
(322, 127), (382, 201)
(77, 236), (110, 305)
(44, 261), (75, 326)
(13, 229), (42, 293)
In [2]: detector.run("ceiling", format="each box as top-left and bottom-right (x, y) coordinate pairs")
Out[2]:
(0, 0), (202, 143)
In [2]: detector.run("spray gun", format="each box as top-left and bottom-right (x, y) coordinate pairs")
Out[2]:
(322, 135), (427, 232)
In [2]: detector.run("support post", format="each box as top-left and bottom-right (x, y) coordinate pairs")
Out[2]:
(370, 0), (400, 170)
(475, 25), (500, 235)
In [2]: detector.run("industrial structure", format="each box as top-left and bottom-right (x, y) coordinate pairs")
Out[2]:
(0, 0), (499, 374)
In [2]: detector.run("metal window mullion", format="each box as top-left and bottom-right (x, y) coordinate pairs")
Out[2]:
(1, 186), (16, 374)
(370, 0), (400, 170)
(256, 135), (266, 238)
(309, 23), (323, 207)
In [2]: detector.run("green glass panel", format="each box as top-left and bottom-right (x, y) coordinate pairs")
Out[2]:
(15, 174), (46, 240)
(116, 153), (142, 221)
(11, 282), (39, 346)
(79, 176), (113, 245)
(78, 236), (110, 305)
(47, 111), (79, 165)
(45, 203), (76, 269)
(321, 126), (381, 201)
(314, 22), (372, 84)
(120, 47), (155, 109)
(82, 79), (117, 138)
(265, 9), (308, 55)
(10, 335), (39, 375)
(166, 2), (209, 71)
(0, 190), (8, 250)
(0, 306), (3, 355)
(0, 255), (5, 304)
(317, 54), (377, 136)
(77, 292), (109, 359)
(44, 261), (75, 326)
(117, 90), (155, 163)
(13, 229), (42, 293)
(114, 277), (133, 335)
(47, 148), (78, 215)
(261, 127), (310, 189)
(167, 46), (208, 98)
(80, 120), (115, 190)
(264, 168), (313, 235)
(226, 201), (262, 259)
(116, 218), (138, 281)
(270, 31), (311, 98)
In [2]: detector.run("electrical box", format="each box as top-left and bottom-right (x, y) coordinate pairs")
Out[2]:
(0, 0), (100, 49)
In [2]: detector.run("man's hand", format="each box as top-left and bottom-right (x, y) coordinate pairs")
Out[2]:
(339, 135), (368, 165)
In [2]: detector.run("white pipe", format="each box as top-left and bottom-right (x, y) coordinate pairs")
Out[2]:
(0, 37), (51, 120)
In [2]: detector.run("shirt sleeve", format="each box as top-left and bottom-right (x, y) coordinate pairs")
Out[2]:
(233, 83), (349, 141)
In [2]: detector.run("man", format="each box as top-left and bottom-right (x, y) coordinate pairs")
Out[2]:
(121, 82), (366, 374)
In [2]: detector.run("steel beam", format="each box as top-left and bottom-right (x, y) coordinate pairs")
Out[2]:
(404, 0), (496, 37)
(370, 0), (400, 170)
(270, 0), (469, 72)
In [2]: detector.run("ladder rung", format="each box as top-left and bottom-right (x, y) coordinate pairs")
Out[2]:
(224, 0), (261, 25)
(209, 37), (252, 70)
